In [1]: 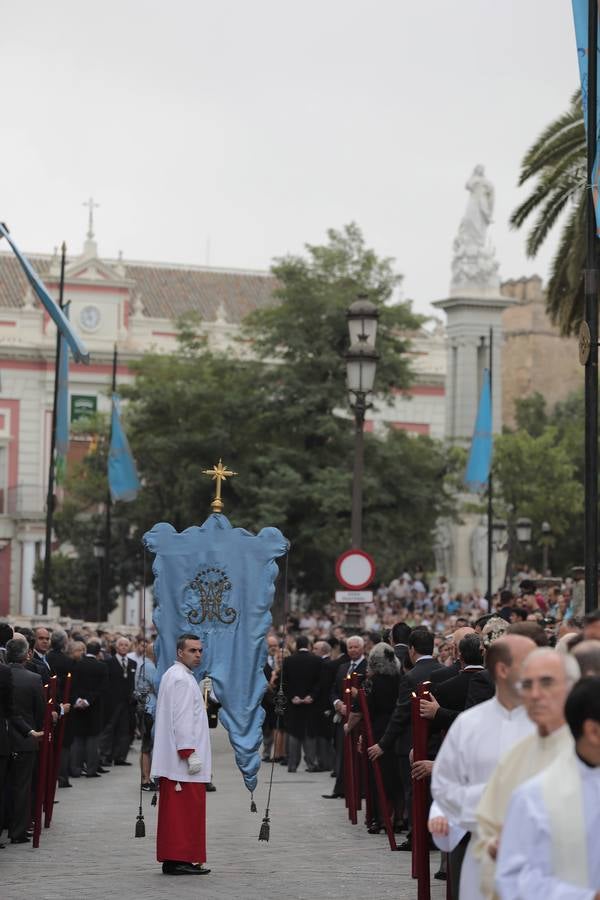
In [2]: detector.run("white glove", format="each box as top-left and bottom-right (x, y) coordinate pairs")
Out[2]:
(187, 751), (202, 775)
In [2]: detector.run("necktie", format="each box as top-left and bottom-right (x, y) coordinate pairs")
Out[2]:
(121, 657), (128, 678)
(348, 662), (356, 675)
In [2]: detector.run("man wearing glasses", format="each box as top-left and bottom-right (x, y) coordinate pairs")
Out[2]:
(152, 634), (212, 876)
(473, 648), (580, 898)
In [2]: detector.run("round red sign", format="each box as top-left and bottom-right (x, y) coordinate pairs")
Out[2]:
(335, 549), (376, 590)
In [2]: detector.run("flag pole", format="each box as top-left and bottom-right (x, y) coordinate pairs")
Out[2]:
(585, 0), (599, 613)
(41, 242), (66, 616)
(487, 326), (493, 612)
(102, 344), (117, 619)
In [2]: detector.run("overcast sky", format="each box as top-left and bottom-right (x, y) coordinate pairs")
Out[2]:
(2, 1), (579, 318)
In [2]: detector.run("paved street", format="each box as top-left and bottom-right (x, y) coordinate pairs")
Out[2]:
(1, 729), (445, 900)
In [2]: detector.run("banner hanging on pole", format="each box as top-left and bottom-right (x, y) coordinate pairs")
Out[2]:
(0, 223), (89, 363)
(572, 0), (600, 233)
(464, 368), (492, 493)
(108, 393), (140, 502)
(55, 307), (70, 485)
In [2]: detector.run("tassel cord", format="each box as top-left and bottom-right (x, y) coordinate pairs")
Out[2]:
(259, 550), (289, 842)
(134, 550), (149, 837)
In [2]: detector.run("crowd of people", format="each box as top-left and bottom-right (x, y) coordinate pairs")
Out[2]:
(0, 623), (159, 848)
(262, 573), (600, 898)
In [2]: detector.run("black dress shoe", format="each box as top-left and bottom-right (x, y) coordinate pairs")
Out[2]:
(322, 792), (344, 799)
(97, 767), (109, 774)
(398, 838), (411, 851)
(10, 836), (30, 844)
(113, 760), (132, 766)
(162, 862), (211, 875)
(58, 779), (72, 788)
(86, 772), (101, 778)
(287, 767), (297, 773)
(205, 782), (216, 792)
(434, 870), (447, 881)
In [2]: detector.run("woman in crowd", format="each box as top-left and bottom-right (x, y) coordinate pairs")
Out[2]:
(362, 642), (401, 834)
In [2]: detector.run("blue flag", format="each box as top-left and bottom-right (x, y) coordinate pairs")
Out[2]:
(0, 223), (89, 363)
(143, 513), (288, 792)
(572, 0), (600, 233)
(108, 393), (140, 502)
(465, 368), (492, 492)
(55, 308), (70, 485)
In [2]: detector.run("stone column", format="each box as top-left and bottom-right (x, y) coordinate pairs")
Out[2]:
(20, 540), (36, 615)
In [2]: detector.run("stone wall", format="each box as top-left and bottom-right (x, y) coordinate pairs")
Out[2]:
(501, 276), (582, 428)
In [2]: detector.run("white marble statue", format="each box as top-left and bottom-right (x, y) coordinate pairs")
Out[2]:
(450, 165), (501, 297)
(462, 165), (494, 246)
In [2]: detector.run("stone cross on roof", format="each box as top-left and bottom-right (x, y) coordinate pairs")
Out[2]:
(83, 197), (100, 240)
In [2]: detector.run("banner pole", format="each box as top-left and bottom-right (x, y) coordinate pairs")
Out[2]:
(41, 243), (66, 615)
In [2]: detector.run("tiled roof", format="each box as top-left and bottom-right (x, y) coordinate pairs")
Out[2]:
(0, 251), (277, 323)
(123, 262), (276, 323)
(0, 254), (53, 309)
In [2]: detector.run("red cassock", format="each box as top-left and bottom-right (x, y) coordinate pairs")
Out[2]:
(156, 778), (206, 864)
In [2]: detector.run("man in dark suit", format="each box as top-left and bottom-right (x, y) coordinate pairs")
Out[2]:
(99, 637), (136, 766)
(390, 622), (412, 670)
(282, 635), (322, 772)
(312, 640), (336, 771)
(367, 627), (441, 846)
(323, 635), (367, 799)
(32, 626), (52, 675)
(428, 633), (489, 731)
(71, 640), (108, 778)
(428, 625), (477, 688)
(46, 630), (72, 688)
(0, 660), (32, 842)
(6, 639), (45, 843)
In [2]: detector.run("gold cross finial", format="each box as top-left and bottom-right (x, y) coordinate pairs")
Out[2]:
(202, 459), (238, 513)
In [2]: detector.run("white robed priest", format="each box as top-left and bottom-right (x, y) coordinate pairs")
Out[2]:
(151, 633), (212, 876)
(496, 675), (600, 899)
(428, 635), (536, 899)
(473, 647), (579, 898)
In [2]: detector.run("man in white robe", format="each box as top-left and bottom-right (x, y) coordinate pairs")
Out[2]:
(496, 676), (600, 900)
(428, 634), (536, 899)
(151, 633), (212, 876)
(473, 647), (580, 898)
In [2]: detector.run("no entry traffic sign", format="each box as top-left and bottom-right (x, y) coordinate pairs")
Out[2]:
(335, 549), (376, 590)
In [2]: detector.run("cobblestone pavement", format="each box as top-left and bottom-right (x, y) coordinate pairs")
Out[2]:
(1, 729), (445, 900)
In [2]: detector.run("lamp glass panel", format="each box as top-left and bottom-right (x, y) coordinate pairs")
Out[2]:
(348, 316), (378, 348)
(360, 357), (377, 392)
(346, 357), (362, 392)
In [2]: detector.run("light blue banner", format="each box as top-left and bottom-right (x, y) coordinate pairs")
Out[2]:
(572, 0), (600, 234)
(108, 393), (140, 502)
(465, 368), (492, 493)
(0, 223), (89, 363)
(144, 513), (288, 792)
(55, 306), (70, 482)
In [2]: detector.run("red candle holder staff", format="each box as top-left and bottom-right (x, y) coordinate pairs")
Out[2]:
(356, 686), (398, 850)
(343, 674), (358, 824)
(32, 676), (57, 849)
(411, 681), (432, 900)
(45, 671), (72, 828)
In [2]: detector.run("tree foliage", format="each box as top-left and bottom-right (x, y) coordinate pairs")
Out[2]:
(510, 91), (586, 336)
(495, 390), (585, 575)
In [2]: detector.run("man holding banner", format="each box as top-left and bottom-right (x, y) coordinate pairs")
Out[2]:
(151, 633), (212, 876)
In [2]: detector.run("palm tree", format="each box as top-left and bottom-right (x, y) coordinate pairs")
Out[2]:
(510, 91), (586, 336)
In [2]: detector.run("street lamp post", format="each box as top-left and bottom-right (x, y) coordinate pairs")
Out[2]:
(541, 521), (552, 575)
(93, 539), (105, 623)
(345, 296), (379, 549)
